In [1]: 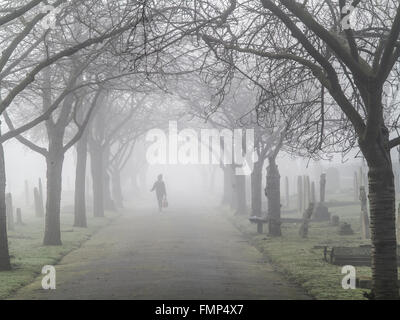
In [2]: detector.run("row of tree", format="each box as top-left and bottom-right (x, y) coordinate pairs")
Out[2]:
(1, 0), (400, 299)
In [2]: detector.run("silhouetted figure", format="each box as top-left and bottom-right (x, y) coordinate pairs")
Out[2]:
(151, 174), (167, 212)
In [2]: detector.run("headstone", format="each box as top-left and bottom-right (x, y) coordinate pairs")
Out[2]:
(24, 180), (30, 206)
(5, 193), (14, 231)
(297, 176), (303, 214)
(38, 178), (44, 205)
(310, 181), (316, 204)
(304, 176), (310, 209)
(338, 222), (354, 235)
(16, 208), (23, 225)
(299, 203), (315, 238)
(358, 167), (363, 187)
(34, 187), (44, 217)
(320, 173), (326, 202)
(359, 186), (370, 239)
(313, 203), (330, 221)
(313, 174), (330, 221)
(358, 166), (368, 189)
(285, 176), (289, 208)
(353, 172), (359, 202)
(330, 215), (340, 226)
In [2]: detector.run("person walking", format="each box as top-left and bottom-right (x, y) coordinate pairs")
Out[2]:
(150, 174), (167, 212)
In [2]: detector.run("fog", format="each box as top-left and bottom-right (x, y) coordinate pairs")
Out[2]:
(3, 134), (374, 214)
(2, 0), (400, 302)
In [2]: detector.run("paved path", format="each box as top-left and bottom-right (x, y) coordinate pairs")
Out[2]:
(9, 206), (310, 300)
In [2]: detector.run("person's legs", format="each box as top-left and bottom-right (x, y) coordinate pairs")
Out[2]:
(157, 196), (162, 212)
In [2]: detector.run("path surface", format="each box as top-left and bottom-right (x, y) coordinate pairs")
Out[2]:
(9, 206), (310, 300)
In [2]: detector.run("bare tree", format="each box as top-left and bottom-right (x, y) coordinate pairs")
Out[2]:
(0, 0), (162, 269)
(192, 0), (400, 298)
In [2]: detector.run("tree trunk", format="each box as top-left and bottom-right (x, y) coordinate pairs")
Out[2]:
(368, 165), (398, 299)
(362, 129), (399, 299)
(104, 171), (116, 211)
(103, 146), (115, 211)
(90, 143), (104, 217)
(5, 193), (14, 231)
(397, 203), (400, 236)
(112, 168), (123, 208)
(0, 141), (11, 270)
(266, 157), (281, 237)
(43, 141), (64, 246)
(251, 160), (263, 217)
(74, 134), (88, 227)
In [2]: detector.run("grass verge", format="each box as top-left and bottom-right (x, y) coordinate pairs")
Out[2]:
(226, 203), (400, 300)
(0, 210), (119, 299)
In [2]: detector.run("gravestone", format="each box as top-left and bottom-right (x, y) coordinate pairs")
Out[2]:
(353, 172), (359, 202)
(304, 176), (310, 209)
(34, 187), (44, 217)
(359, 186), (370, 239)
(358, 166), (368, 190)
(38, 178), (44, 205)
(358, 167), (363, 186)
(297, 176), (303, 214)
(338, 222), (354, 235)
(299, 203), (315, 238)
(16, 208), (23, 225)
(330, 215), (340, 226)
(313, 173), (330, 221)
(320, 173), (326, 202)
(311, 181), (316, 204)
(5, 193), (14, 231)
(285, 176), (289, 208)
